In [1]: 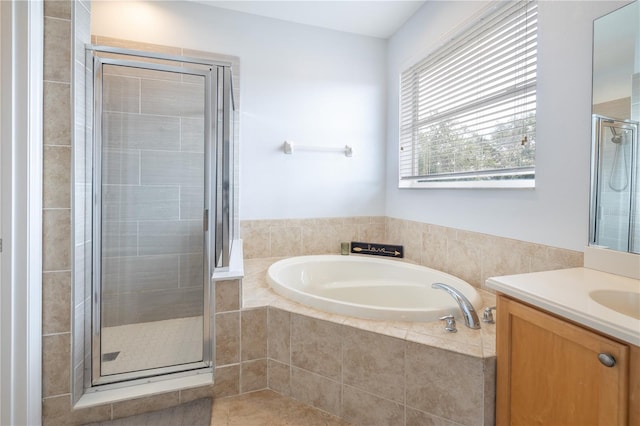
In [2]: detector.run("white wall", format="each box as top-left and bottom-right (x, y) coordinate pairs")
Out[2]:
(93, 1), (631, 251)
(91, 1), (388, 220)
(386, 1), (628, 251)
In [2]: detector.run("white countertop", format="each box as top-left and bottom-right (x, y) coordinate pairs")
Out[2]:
(487, 267), (640, 346)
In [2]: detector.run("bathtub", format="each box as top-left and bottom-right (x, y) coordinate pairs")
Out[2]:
(266, 255), (483, 322)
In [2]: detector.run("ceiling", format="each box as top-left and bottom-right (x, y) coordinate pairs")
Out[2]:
(192, 1), (426, 39)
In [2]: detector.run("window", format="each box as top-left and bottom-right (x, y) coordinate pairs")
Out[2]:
(399, 1), (537, 188)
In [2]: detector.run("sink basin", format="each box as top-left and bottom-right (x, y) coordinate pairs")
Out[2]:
(590, 290), (640, 320)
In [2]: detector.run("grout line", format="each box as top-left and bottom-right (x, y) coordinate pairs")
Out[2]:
(43, 79), (71, 86)
(42, 268), (73, 274)
(42, 331), (72, 338)
(43, 141), (71, 152)
(42, 392), (72, 400)
(44, 15), (71, 23)
(43, 207), (71, 211)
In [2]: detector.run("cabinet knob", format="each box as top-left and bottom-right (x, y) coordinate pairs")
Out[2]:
(598, 353), (616, 367)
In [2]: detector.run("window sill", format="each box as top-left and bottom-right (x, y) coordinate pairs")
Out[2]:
(398, 179), (535, 189)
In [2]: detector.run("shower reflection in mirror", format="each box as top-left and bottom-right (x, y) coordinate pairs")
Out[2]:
(608, 126), (630, 192)
(591, 116), (638, 253)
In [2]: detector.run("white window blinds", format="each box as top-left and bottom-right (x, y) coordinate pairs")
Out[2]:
(399, 1), (537, 188)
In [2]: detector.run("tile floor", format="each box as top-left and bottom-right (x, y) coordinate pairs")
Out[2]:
(211, 390), (353, 426)
(85, 397), (212, 426)
(101, 316), (203, 375)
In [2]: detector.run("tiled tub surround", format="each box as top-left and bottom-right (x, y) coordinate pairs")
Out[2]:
(239, 258), (497, 426)
(234, 217), (583, 425)
(241, 216), (584, 289)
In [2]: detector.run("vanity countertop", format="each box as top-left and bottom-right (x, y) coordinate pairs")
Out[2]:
(487, 267), (640, 346)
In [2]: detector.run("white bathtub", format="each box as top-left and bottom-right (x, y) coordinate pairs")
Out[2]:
(266, 255), (483, 322)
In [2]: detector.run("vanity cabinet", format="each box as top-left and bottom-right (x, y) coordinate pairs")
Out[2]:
(496, 295), (639, 425)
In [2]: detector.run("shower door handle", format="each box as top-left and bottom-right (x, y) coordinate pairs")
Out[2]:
(203, 209), (209, 232)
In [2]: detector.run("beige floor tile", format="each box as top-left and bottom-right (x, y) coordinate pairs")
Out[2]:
(211, 398), (230, 425)
(211, 390), (351, 426)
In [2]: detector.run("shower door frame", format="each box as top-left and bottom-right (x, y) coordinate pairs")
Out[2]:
(88, 47), (228, 387)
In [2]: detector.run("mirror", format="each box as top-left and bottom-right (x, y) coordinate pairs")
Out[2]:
(590, 0), (640, 254)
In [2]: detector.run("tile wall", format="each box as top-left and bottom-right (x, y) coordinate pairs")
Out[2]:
(241, 216), (387, 259)
(592, 97), (631, 120)
(267, 307), (495, 426)
(43, 0), (75, 420)
(241, 216), (585, 289)
(215, 279), (269, 396)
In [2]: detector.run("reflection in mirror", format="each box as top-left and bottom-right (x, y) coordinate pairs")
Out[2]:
(591, 1), (640, 254)
(591, 116), (638, 252)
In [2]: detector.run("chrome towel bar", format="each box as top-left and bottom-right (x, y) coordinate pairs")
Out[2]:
(283, 140), (352, 157)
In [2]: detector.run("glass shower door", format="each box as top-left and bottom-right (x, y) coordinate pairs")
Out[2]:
(93, 58), (212, 384)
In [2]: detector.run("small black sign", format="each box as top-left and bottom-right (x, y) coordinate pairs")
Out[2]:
(350, 241), (404, 258)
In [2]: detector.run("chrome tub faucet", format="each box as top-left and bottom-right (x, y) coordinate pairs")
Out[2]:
(431, 282), (481, 329)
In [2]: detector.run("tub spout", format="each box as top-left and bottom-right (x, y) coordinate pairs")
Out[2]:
(431, 282), (481, 329)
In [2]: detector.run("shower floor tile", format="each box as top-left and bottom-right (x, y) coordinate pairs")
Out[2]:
(101, 316), (203, 376)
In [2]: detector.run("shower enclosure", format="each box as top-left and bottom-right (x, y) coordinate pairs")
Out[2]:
(591, 115), (639, 253)
(80, 46), (236, 388)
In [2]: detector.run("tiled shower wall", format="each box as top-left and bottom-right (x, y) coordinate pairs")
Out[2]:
(100, 60), (206, 327)
(240, 216), (584, 288)
(42, 1), (243, 422)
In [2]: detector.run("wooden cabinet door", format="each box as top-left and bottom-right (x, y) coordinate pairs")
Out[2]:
(496, 296), (629, 425)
